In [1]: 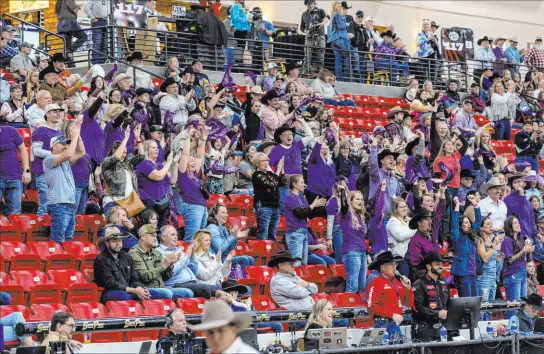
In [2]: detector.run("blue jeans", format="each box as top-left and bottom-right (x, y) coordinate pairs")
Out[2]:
(173, 189), (184, 215)
(504, 267), (527, 318)
(100, 287), (192, 304)
(350, 47), (362, 82)
(255, 202), (280, 241)
(91, 19), (107, 64)
(308, 253), (336, 266)
(493, 120), (512, 141)
(57, 19), (88, 54)
(342, 250), (367, 293)
(35, 173), (48, 218)
(232, 256), (255, 267)
(0, 179), (22, 215)
(1, 312), (27, 342)
(286, 228), (308, 266)
(376, 59), (402, 83)
(332, 224), (343, 264)
(279, 186), (289, 216)
(74, 183), (88, 214)
(256, 322), (283, 333)
(48, 203), (75, 244)
(181, 203), (208, 241)
(331, 38), (350, 81)
(454, 274), (479, 297)
(0, 292), (11, 305)
(477, 269), (497, 321)
(323, 98), (356, 107)
(515, 155), (539, 172)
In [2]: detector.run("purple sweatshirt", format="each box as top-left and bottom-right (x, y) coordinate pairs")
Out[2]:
(408, 230), (441, 277)
(81, 109), (105, 164)
(284, 192), (310, 233)
(501, 236), (526, 278)
(307, 142), (336, 197)
(367, 188), (387, 254)
(504, 192), (539, 240)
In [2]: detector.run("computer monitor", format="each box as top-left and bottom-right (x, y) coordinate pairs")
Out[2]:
(358, 328), (386, 347)
(446, 296), (482, 340)
(534, 317), (544, 334)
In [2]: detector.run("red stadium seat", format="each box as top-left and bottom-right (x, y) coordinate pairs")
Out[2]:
(152, 78), (162, 90)
(329, 264), (346, 278)
(238, 266), (275, 295)
(176, 240), (190, 251)
(0, 304), (32, 320)
(75, 214), (106, 243)
(311, 293), (336, 306)
(233, 241), (258, 258)
(9, 214), (50, 241)
(331, 292), (364, 307)
(106, 300), (159, 341)
(247, 240), (280, 266)
(226, 216), (252, 231)
(27, 241), (76, 271)
(308, 217), (327, 239)
(31, 303), (69, 321)
(0, 218), (23, 242)
(142, 299), (177, 315)
(276, 216), (287, 242)
(227, 194), (254, 216)
(0, 271), (25, 305)
(47, 269), (98, 304)
(249, 295), (279, 311)
(0, 241), (41, 271)
(11, 270), (62, 305)
(301, 265), (332, 292)
(176, 297), (206, 315)
(70, 301), (122, 343)
(207, 194), (229, 208)
(62, 241), (100, 271)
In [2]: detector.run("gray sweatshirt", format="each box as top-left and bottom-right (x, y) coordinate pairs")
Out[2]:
(270, 272), (318, 311)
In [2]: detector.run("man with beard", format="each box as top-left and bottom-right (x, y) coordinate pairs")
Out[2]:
(126, 51), (154, 90)
(525, 36), (544, 71)
(408, 210), (442, 279)
(412, 252), (450, 343)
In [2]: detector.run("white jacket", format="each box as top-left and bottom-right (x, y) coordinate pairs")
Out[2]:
(386, 216), (416, 257)
(125, 67), (154, 90)
(310, 79), (336, 99)
(194, 251), (231, 285)
(157, 93), (197, 126)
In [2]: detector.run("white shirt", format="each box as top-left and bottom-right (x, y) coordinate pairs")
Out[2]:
(478, 196), (507, 230)
(222, 337), (259, 354)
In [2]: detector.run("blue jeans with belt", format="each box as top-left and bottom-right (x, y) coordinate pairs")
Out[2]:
(0, 179), (22, 215)
(342, 250), (367, 293)
(331, 37), (351, 81)
(286, 228), (308, 266)
(255, 201), (280, 241)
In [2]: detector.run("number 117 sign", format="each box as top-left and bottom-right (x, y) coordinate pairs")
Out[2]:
(441, 27), (474, 62)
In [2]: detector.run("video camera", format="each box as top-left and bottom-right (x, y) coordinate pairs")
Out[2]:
(250, 8), (263, 22)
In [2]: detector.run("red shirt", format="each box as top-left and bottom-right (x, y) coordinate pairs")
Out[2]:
(367, 274), (414, 322)
(433, 151), (462, 189)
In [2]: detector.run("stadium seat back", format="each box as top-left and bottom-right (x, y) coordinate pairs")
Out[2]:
(311, 293), (336, 306)
(249, 295), (278, 311)
(28, 241), (76, 271)
(70, 302), (109, 319)
(176, 298), (206, 315)
(31, 303), (69, 321)
(62, 241), (99, 270)
(0, 241), (41, 271)
(142, 299), (177, 315)
(0, 305), (32, 320)
(207, 194), (228, 208)
(331, 292), (364, 307)
(106, 300), (145, 317)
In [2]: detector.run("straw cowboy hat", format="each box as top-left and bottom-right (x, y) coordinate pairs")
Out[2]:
(187, 300), (252, 331)
(479, 177), (505, 195)
(111, 73), (132, 89)
(508, 36), (518, 43)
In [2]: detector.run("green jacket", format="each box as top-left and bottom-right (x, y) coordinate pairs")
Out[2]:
(129, 244), (174, 288)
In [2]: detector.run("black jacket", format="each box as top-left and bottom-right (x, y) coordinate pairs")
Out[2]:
(518, 309), (535, 333)
(196, 10), (228, 47)
(412, 275), (450, 325)
(94, 248), (144, 291)
(515, 130), (543, 157)
(353, 23), (370, 52)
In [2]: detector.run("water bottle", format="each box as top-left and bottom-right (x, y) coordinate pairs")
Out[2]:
(440, 325), (448, 342)
(486, 322), (494, 338)
(508, 316), (519, 334)
(382, 330), (390, 345)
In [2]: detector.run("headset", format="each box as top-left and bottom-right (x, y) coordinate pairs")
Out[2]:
(165, 309), (175, 328)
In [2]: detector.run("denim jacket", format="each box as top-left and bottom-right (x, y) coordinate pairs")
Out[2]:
(327, 13), (349, 43)
(451, 209), (482, 276)
(207, 223), (237, 262)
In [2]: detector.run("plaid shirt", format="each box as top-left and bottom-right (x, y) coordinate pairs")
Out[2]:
(0, 44), (18, 60)
(525, 47), (544, 69)
(375, 41), (398, 61)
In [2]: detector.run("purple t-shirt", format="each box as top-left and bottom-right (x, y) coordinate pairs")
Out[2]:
(71, 154), (91, 185)
(104, 122), (134, 156)
(501, 236), (526, 278)
(81, 109), (105, 164)
(0, 126), (23, 180)
(268, 140), (304, 175)
(284, 192), (309, 233)
(467, 242), (477, 275)
(338, 211), (367, 254)
(178, 171), (207, 206)
(307, 142), (336, 197)
(135, 160), (169, 201)
(31, 126), (59, 175)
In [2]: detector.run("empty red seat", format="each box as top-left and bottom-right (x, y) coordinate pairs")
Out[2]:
(0, 217), (23, 242)
(31, 303), (69, 321)
(75, 214), (106, 243)
(207, 194), (229, 208)
(0, 241), (41, 271)
(233, 241), (258, 258)
(301, 265), (332, 292)
(308, 217), (327, 239)
(329, 264), (346, 278)
(47, 269), (98, 304)
(226, 216), (252, 231)
(152, 78), (162, 89)
(176, 297), (206, 315)
(238, 266), (275, 295)
(312, 293), (336, 306)
(11, 270), (62, 305)
(249, 295), (279, 311)
(106, 300), (157, 341)
(227, 194), (254, 216)
(9, 214), (50, 240)
(142, 299), (177, 315)
(0, 271), (25, 305)
(28, 241), (76, 271)
(247, 240), (280, 266)
(176, 240), (190, 251)
(331, 292), (364, 307)
(62, 241), (99, 270)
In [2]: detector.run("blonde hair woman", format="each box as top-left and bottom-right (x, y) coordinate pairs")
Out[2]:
(386, 198), (415, 276)
(193, 230), (234, 286)
(328, 1), (350, 82)
(23, 68), (40, 104)
(304, 299), (334, 339)
(489, 80), (517, 140)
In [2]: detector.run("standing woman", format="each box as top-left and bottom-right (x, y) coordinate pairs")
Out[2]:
(489, 81), (516, 141)
(327, 179), (346, 264)
(333, 139), (362, 191)
(416, 20), (440, 83)
(230, 0), (251, 63)
(136, 141), (180, 228)
(251, 152), (283, 241)
(386, 197), (416, 277)
(306, 137), (336, 217)
(328, 1), (350, 82)
(178, 126), (208, 241)
(284, 175), (326, 265)
(476, 217), (502, 320)
(232, 145), (256, 195)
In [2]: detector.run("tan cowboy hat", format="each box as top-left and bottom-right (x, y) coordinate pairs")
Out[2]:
(187, 300), (252, 331)
(98, 226), (128, 245)
(250, 86), (264, 95)
(493, 37), (507, 45)
(111, 73), (132, 89)
(508, 36), (518, 43)
(479, 177), (505, 195)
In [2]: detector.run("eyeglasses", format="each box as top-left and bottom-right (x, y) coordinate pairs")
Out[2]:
(50, 109), (63, 113)
(64, 323), (75, 328)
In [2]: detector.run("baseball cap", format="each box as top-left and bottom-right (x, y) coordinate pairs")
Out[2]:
(355, 10), (364, 17)
(140, 224), (159, 235)
(2, 25), (16, 32)
(267, 63), (278, 70)
(149, 125), (164, 133)
(10, 84), (22, 92)
(50, 135), (71, 147)
(45, 103), (65, 113)
(135, 87), (152, 96)
(536, 37), (543, 42)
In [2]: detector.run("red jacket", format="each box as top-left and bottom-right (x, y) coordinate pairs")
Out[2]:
(366, 274), (414, 321)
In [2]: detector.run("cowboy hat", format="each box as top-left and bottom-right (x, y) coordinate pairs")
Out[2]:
(250, 86), (264, 95)
(417, 251), (443, 270)
(261, 89), (280, 104)
(446, 78), (460, 88)
(187, 300), (252, 331)
(268, 251), (302, 268)
(507, 172), (526, 186)
(284, 61), (302, 74)
(409, 209), (435, 230)
(368, 251), (403, 270)
(127, 51), (144, 62)
(221, 280), (250, 294)
(45, 104), (65, 114)
(98, 226), (128, 245)
(51, 52), (66, 63)
(477, 36), (492, 46)
(430, 21), (440, 28)
(404, 136), (420, 156)
(257, 140), (276, 152)
(160, 77), (178, 92)
(521, 294), (544, 310)
(380, 30), (395, 38)
(493, 37), (506, 45)
(341, 1), (352, 9)
(38, 65), (58, 80)
(508, 36), (518, 43)
(460, 169), (474, 179)
(387, 106), (412, 120)
(111, 74), (132, 89)
(479, 177), (505, 195)
(377, 149), (400, 167)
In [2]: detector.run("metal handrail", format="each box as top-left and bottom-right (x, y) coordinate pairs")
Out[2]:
(2, 13), (66, 57)
(87, 48), (166, 81)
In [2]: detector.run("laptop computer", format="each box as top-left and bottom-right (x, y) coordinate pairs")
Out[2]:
(358, 328), (386, 347)
(306, 327), (348, 349)
(534, 317), (544, 334)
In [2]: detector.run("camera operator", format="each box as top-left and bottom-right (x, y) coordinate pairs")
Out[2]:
(40, 312), (83, 351)
(299, 0), (329, 75)
(157, 308), (195, 354)
(249, 7), (276, 66)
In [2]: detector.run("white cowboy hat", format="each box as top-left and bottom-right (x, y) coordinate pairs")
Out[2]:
(111, 73), (131, 89)
(508, 36), (518, 43)
(187, 300), (252, 331)
(479, 177), (505, 195)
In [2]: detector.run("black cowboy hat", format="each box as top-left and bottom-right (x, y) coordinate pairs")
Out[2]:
(160, 77), (178, 92)
(508, 172), (526, 186)
(521, 294), (544, 310)
(460, 169), (474, 179)
(268, 251), (302, 268)
(377, 149), (400, 167)
(51, 52), (66, 63)
(380, 30), (395, 38)
(341, 1), (352, 9)
(446, 78), (460, 88)
(221, 280), (250, 294)
(261, 89), (280, 104)
(417, 251), (443, 270)
(477, 36), (492, 46)
(127, 51), (144, 62)
(257, 140), (276, 152)
(136, 87), (153, 96)
(273, 124), (296, 144)
(404, 137), (420, 156)
(409, 209), (435, 230)
(284, 61), (302, 74)
(39, 65), (58, 80)
(368, 251), (403, 270)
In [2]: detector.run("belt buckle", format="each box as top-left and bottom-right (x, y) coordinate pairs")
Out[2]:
(432, 323), (442, 330)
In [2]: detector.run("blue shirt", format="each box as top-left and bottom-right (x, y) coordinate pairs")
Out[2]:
(231, 3), (250, 31)
(416, 31), (435, 58)
(505, 46), (521, 65)
(156, 244), (198, 286)
(207, 223), (237, 262)
(327, 13), (348, 43)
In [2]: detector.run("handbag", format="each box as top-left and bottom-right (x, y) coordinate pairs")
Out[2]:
(115, 190), (146, 218)
(199, 179), (210, 200)
(154, 197), (171, 212)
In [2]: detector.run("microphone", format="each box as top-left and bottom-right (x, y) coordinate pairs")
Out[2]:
(394, 270), (409, 283)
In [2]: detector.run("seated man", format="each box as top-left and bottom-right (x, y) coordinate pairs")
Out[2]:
(129, 225), (193, 300)
(40, 312), (82, 350)
(94, 225), (178, 303)
(9, 42), (35, 78)
(157, 225), (221, 299)
(519, 293), (544, 333)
